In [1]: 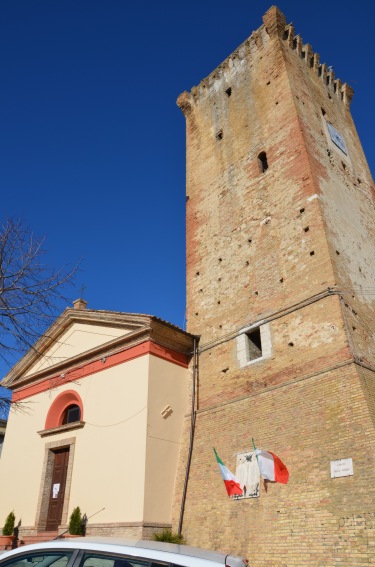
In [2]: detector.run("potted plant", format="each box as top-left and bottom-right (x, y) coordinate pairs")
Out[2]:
(0, 511), (16, 549)
(152, 528), (185, 544)
(66, 507), (83, 537)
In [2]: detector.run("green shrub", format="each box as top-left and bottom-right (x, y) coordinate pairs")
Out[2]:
(68, 507), (83, 535)
(152, 528), (185, 544)
(2, 511), (15, 536)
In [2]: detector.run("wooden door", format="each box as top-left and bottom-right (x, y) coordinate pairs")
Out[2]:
(45, 448), (69, 531)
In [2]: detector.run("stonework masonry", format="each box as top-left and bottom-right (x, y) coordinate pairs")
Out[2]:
(172, 6), (375, 566)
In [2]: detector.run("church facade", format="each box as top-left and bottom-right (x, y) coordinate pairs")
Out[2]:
(0, 299), (194, 542)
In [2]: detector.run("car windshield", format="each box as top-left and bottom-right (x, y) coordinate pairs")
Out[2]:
(0, 552), (74, 567)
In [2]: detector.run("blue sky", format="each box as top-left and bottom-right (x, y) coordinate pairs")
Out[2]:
(1, 0), (374, 384)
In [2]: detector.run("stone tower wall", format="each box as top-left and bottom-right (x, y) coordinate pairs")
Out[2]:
(173, 6), (375, 566)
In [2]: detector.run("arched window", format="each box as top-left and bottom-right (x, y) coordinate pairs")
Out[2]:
(258, 152), (268, 173)
(45, 390), (84, 430)
(62, 404), (81, 424)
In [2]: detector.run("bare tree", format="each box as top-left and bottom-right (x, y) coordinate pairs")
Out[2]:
(0, 219), (77, 411)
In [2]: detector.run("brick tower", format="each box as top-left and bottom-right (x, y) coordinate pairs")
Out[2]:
(173, 6), (375, 566)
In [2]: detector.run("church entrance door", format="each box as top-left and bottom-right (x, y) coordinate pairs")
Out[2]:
(45, 448), (70, 531)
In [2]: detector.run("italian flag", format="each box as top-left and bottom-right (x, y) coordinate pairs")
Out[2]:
(254, 449), (289, 484)
(214, 448), (243, 497)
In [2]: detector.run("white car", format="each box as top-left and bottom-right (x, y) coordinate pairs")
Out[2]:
(0, 537), (247, 567)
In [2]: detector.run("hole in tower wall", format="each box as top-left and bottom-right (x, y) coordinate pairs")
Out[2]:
(321, 108), (326, 116)
(300, 208), (305, 214)
(304, 227), (309, 232)
(216, 130), (223, 140)
(310, 251), (315, 256)
(258, 152), (268, 173)
(288, 342), (294, 347)
(309, 57), (314, 68)
(280, 278), (284, 283)
(225, 87), (232, 97)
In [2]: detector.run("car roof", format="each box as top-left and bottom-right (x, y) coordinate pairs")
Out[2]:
(0, 537), (245, 567)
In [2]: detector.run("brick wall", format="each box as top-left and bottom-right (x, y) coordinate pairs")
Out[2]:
(174, 6), (375, 565)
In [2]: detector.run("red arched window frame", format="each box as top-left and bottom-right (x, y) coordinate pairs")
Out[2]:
(45, 390), (84, 430)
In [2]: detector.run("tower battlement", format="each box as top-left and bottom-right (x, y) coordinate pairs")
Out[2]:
(178, 5), (353, 113)
(282, 23), (353, 106)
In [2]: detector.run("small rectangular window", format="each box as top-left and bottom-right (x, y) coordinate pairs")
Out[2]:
(246, 328), (262, 361)
(236, 323), (272, 368)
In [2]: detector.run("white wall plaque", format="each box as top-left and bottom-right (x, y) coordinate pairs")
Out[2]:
(235, 451), (260, 498)
(327, 122), (348, 155)
(330, 458), (353, 478)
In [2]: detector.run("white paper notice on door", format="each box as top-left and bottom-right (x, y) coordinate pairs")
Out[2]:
(52, 483), (60, 498)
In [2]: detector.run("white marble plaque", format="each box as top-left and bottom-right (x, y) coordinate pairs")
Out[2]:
(330, 458), (353, 478)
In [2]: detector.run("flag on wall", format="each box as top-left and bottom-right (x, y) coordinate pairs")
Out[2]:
(214, 448), (243, 497)
(254, 449), (289, 484)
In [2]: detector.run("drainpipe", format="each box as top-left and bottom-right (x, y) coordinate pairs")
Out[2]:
(178, 336), (199, 536)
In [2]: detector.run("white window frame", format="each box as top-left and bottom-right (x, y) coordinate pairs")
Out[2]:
(236, 322), (272, 368)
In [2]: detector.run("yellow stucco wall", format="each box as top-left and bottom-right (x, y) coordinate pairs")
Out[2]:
(24, 323), (128, 376)
(0, 355), (149, 527)
(0, 351), (188, 531)
(144, 355), (188, 523)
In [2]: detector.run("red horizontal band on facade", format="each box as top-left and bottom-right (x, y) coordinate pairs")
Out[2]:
(13, 340), (188, 402)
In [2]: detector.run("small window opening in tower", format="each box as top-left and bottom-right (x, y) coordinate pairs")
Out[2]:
(62, 404), (81, 425)
(258, 152), (268, 173)
(216, 129), (223, 140)
(321, 108), (326, 116)
(301, 50), (306, 59)
(246, 328), (263, 362)
(318, 65), (322, 77)
(293, 37), (297, 50)
(309, 57), (314, 68)
(225, 87), (232, 97)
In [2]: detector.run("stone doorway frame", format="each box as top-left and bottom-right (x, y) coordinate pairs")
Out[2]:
(35, 437), (76, 532)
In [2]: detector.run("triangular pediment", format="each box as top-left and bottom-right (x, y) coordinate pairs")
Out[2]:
(23, 321), (129, 377)
(2, 308), (153, 387)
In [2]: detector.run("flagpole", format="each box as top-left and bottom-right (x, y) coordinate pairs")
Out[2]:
(252, 437), (260, 469)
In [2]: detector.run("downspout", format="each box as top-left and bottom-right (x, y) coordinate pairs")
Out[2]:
(178, 336), (199, 536)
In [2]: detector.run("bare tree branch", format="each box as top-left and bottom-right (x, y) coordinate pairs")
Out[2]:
(0, 219), (78, 404)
